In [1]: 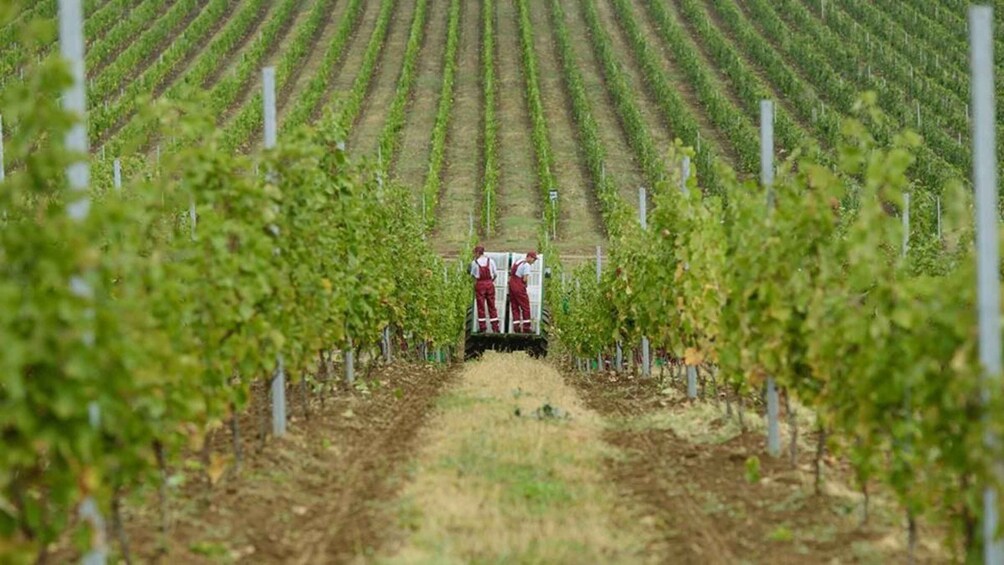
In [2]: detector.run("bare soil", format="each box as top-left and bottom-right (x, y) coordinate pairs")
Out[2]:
(565, 368), (945, 564)
(120, 361), (456, 564)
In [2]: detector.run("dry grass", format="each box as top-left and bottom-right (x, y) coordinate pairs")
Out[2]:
(381, 352), (655, 564)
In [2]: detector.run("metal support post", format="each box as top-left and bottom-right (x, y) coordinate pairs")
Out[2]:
(761, 99), (781, 457)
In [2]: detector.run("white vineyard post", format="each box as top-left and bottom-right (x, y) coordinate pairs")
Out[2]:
(113, 159), (121, 191)
(916, 100), (921, 129)
(552, 201), (557, 240)
(189, 197), (197, 241)
(0, 114), (5, 183)
(902, 193), (910, 258)
(382, 326), (392, 364)
(61, 1), (106, 563)
(970, 7), (1003, 563)
(271, 355), (287, 436)
(345, 338), (355, 384)
(936, 196), (942, 240)
(679, 158), (698, 398)
(639, 186), (651, 377)
(262, 66), (286, 437)
(760, 100), (781, 458)
(597, 245), (602, 372)
(596, 245), (601, 282)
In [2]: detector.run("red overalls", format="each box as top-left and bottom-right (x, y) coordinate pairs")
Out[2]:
(474, 257), (500, 332)
(508, 260), (532, 334)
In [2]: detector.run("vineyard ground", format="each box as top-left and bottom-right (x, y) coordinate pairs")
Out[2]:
(101, 353), (949, 563)
(568, 367), (947, 563)
(119, 361), (456, 563)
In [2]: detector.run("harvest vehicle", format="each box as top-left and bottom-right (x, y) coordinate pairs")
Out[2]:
(465, 252), (550, 360)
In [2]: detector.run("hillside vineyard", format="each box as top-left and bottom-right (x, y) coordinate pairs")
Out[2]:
(4, 0), (1004, 562)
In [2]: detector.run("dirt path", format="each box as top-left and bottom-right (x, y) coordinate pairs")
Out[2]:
(566, 368), (946, 563)
(122, 361), (456, 563)
(381, 352), (658, 563)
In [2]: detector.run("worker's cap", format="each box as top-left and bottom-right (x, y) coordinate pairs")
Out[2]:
(526, 251), (538, 260)
(474, 245), (485, 255)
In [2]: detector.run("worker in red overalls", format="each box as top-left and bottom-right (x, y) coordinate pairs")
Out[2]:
(469, 246), (500, 333)
(509, 251), (537, 334)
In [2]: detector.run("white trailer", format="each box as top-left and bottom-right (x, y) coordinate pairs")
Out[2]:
(466, 252), (550, 358)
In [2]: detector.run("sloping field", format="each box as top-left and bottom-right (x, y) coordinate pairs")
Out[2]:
(2, 0), (987, 263)
(2, 1), (998, 562)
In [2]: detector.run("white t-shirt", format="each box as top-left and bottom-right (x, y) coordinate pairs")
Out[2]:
(513, 261), (532, 280)
(470, 256), (497, 279)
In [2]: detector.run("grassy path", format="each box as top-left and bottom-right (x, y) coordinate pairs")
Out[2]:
(383, 352), (654, 563)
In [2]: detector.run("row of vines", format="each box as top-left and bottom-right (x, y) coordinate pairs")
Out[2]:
(0, 47), (468, 561)
(553, 100), (993, 558)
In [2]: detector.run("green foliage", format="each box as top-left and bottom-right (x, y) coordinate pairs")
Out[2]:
(744, 456), (761, 484)
(608, 0), (723, 193)
(331, 0), (395, 135)
(555, 101), (993, 556)
(579, 0), (663, 190)
(482, 0), (498, 235)
(514, 0), (557, 240)
(220, 0), (341, 153)
(546, 0), (632, 236)
(420, 0), (461, 231)
(0, 61), (466, 559)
